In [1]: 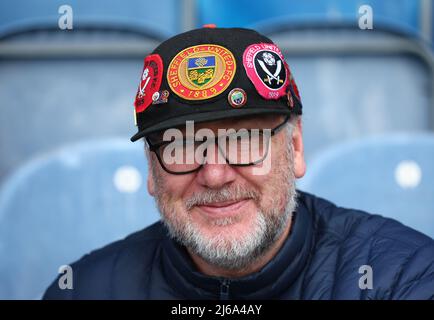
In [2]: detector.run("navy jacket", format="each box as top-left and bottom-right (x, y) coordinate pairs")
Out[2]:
(43, 191), (434, 299)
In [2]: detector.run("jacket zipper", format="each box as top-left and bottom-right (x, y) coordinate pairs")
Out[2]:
(219, 279), (231, 300)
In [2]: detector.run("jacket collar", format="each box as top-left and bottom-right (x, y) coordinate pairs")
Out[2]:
(161, 191), (314, 299)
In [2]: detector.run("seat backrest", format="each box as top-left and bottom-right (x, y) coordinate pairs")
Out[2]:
(198, 0), (434, 162)
(0, 0), (180, 183)
(0, 55), (150, 181)
(198, 0), (421, 37)
(0, 0), (180, 39)
(0, 138), (159, 299)
(298, 133), (434, 239)
(276, 36), (433, 162)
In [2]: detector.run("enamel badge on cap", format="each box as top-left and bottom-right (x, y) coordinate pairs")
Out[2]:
(243, 43), (288, 100)
(134, 54), (163, 113)
(167, 44), (236, 101)
(228, 88), (247, 108)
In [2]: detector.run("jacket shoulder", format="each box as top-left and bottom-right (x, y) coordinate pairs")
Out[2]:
(299, 191), (434, 299)
(43, 221), (166, 300)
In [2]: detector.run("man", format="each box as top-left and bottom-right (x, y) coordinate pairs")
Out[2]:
(44, 27), (434, 299)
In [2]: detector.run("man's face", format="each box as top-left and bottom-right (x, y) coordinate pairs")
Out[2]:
(147, 115), (306, 270)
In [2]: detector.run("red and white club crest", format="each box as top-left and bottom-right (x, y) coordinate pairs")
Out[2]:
(134, 54), (163, 113)
(243, 43), (288, 100)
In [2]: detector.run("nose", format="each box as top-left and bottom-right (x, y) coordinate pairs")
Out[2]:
(195, 144), (237, 189)
(196, 162), (238, 189)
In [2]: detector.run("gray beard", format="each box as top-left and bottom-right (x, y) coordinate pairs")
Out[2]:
(178, 189), (297, 270)
(155, 185), (297, 271)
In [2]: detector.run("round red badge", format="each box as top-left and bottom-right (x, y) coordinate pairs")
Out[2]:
(243, 43), (288, 100)
(134, 54), (163, 113)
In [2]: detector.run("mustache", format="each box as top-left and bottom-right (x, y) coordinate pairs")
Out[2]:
(185, 185), (260, 211)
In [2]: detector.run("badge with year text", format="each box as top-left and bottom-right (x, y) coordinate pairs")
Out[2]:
(243, 43), (288, 100)
(167, 44), (236, 101)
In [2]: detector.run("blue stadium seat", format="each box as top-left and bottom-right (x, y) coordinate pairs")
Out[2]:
(198, 0), (421, 37)
(198, 0), (434, 163)
(0, 139), (159, 299)
(0, 0), (182, 183)
(298, 134), (434, 239)
(273, 33), (434, 162)
(431, 1), (434, 45)
(0, 0), (180, 39)
(0, 56), (145, 181)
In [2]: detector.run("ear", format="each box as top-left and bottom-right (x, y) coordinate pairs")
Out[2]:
(291, 118), (306, 179)
(146, 151), (156, 197)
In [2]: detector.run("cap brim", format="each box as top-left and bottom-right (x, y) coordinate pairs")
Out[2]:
(130, 107), (293, 142)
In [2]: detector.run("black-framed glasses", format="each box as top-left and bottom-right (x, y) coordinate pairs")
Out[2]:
(146, 116), (289, 175)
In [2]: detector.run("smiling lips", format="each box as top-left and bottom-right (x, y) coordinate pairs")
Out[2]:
(196, 199), (251, 217)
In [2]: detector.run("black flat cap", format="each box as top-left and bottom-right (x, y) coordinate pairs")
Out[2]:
(130, 27), (302, 142)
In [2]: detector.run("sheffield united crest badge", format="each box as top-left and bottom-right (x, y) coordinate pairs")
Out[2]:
(134, 54), (164, 113)
(243, 43), (288, 100)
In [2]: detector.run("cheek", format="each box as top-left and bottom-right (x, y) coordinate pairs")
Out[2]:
(239, 136), (289, 180)
(153, 167), (196, 204)
(236, 142), (291, 207)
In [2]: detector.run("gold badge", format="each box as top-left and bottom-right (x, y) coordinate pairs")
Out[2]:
(167, 44), (236, 100)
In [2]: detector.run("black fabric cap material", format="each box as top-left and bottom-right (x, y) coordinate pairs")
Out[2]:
(131, 27), (302, 142)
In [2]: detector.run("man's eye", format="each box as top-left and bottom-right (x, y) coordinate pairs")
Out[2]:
(226, 132), (252, 140)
